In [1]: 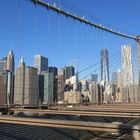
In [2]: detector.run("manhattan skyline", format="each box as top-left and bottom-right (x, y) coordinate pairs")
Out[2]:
(0, 0), (139, 83)
(0, 1), (140, 139)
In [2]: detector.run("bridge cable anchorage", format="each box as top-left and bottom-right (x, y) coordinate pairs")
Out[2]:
(30, 0), (136, 40)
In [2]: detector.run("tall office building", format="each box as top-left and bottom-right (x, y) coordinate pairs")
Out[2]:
(39, 72), (54, 104)
(34, 55), (48, 73)
(121, 45), (134, 85)
(58, 68), (65, 77)
(0, 57), (7, 71)
(48, 67), (58, 102)
(91, 74), (98, 84)
(49, 67), (58, 76)
(14, 58), (39, 106)
(24, 67), (39, 106)
(14, 58), (26, 105)
(7, 49), (15, 73)
(56, 68), (65, 103)
(0, 70), (14, 105)
(64, 66), (75, 80)
(56, 75), (65, 103)
(7, 71), (14, 105)
(0, 50), (14, 105)
(0, 71), (7, 105)
(101, 48), (109, 84)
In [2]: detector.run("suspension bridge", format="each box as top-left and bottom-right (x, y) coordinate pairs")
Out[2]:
(0, 0), (140, 140)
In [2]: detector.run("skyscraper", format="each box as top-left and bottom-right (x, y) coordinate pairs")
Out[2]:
(56, 68), (65, 103)
(14, 58), (39, 106)
(121, 45), (134, 85)
(14, 57), (26, 105)
(0, 50), (14, 105)
(91, 74), (98, 84)
(0, 70), (13, 105)
(58, 68), (65, 76)
(48, 67), (58, 102)
(24, 67), (39, 106)
(49, 67), (58, 76)
(39, 72), (54, 104)
(0, 57), (7, 71)
(56, 75), (65, 103)
(7, 49), (14, 73)
(101, 48), (109, 84)
(64, 66), (75, 80)
(0, 71), (7, 105)
(7, 71), (14, 105)
(34, 55), (48, 73)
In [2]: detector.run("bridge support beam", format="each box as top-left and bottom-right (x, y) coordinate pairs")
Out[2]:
(136, 35), (140, 86)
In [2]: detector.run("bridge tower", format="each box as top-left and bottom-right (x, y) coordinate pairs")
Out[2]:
(136, 35), (140, 86)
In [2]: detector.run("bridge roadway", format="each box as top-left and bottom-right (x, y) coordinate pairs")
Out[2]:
(12, 108), (140, 118)
(12, 103), (140, 118)
(0, 116), (139, 140)
(0, 103), (140, 139)
(49, 103), (140, 112)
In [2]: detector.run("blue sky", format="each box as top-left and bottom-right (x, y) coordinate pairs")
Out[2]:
(0, 0), (139, 82)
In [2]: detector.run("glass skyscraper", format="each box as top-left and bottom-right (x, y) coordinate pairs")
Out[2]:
(101, 48), (109, 84)
(34, 55), (48, 73)
(64, 66), (75, 80)
(0, 57), (7, 71)
(91, 74), (98, 84)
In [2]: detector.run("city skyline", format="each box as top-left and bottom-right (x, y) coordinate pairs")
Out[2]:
(0, 47), (136, 84)
(0, 1), (140, 140)
(0, 0), (139, 106)
(0, 0), (138, 84)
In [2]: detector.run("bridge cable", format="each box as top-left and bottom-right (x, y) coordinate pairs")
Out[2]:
(30, 0), (136, 40)
(17, 0), (22, 59)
